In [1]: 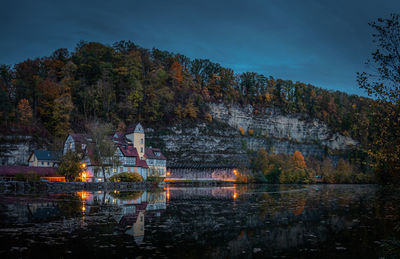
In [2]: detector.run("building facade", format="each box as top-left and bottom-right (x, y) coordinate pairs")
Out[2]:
(28, 150), (59, 167)
(63, 123), (166, 182)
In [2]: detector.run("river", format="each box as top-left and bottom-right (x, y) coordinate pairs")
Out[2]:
(0, 184), (399, 258)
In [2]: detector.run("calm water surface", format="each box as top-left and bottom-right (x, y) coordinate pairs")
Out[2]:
(0, 184), (399, 258)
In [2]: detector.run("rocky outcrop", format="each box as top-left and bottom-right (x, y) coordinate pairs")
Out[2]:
(0, 136), (40, 166)
(147, 104), (357, 166)
(208, 103), (357, 150)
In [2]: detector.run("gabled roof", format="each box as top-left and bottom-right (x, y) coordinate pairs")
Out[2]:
(145, 148), (166, 160)
(113, 132), (126, 144)
(32, 150), (60, 161)
(70, 133), (89, 143)
(136, 159), (149, 168)
(68, 133), (90, 154)
(126, 123), (144, 134)
(118, 144), (139, 157)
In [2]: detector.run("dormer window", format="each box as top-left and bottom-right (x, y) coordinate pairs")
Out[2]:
(155, 152), (161, 157)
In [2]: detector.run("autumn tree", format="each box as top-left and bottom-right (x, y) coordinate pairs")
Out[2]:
(57, 151), (82, 181)
(170, 60), (183, 84)
(292, 151), (306, 169)
(17, 99), (33, 124)
(357, 14), (400, 184)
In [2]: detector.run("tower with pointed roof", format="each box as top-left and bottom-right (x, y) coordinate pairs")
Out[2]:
(126, 123), (145, 159)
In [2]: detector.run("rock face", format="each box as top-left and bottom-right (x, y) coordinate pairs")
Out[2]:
(208, 103), (357, 150)
(0, 136), (39, 166)
(147, 104), (358, 166)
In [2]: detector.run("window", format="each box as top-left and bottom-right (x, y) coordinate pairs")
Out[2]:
(120, 167), (123, 172)
(41, 162), (43, 166)
(155, 152), (161, 157)
(126, 157), (136, 165)
(140, 138), (143, 144)
(140, 147), (143, 153)
(113, 168), (117, 173)
(69, 142), (72, 149)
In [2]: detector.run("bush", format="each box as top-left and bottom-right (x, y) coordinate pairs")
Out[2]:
(15, 171), (41, 182)
(109, 172), (143, 182)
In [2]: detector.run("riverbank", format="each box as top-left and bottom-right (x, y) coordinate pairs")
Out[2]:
(0, 180), (153, 194)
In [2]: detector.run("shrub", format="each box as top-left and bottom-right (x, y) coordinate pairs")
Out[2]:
(109, 172), (143, 182)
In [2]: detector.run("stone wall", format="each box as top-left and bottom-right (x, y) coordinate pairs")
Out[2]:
(0, 181), (152, 193)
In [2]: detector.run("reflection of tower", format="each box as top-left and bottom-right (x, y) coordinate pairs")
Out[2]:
(125, 211), (145, 244)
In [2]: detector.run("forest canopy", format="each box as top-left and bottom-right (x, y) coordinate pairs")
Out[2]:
(0, 40), (381, 149)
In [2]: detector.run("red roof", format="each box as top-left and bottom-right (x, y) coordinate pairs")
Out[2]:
(145, 148), (166, 160)
(0, 166), (60, 177)
(136, 159), (149, 168)
(118, 144), (139, 157)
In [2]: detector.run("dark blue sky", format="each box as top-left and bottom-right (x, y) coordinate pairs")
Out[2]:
(1, 0), (399, 96)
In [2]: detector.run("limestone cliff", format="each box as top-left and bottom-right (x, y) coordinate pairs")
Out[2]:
(147, 103), (358, 166)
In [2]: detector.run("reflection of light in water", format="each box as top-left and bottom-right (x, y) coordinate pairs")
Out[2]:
(233, 192), (238, 199)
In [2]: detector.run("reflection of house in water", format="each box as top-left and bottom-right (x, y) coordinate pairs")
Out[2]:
(79, 190), (166, 244)
(0, 196), (61, 224)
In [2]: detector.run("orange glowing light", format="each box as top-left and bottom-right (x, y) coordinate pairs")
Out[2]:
(233, 169), (238, 175)
(233, 192), (238, 199)
(82, 205), (86, 212)
(77, 191), (90, 201)
(166, 192), (170, 200)
(81, 163), (87, 169)
(166, 171), (171, 176)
